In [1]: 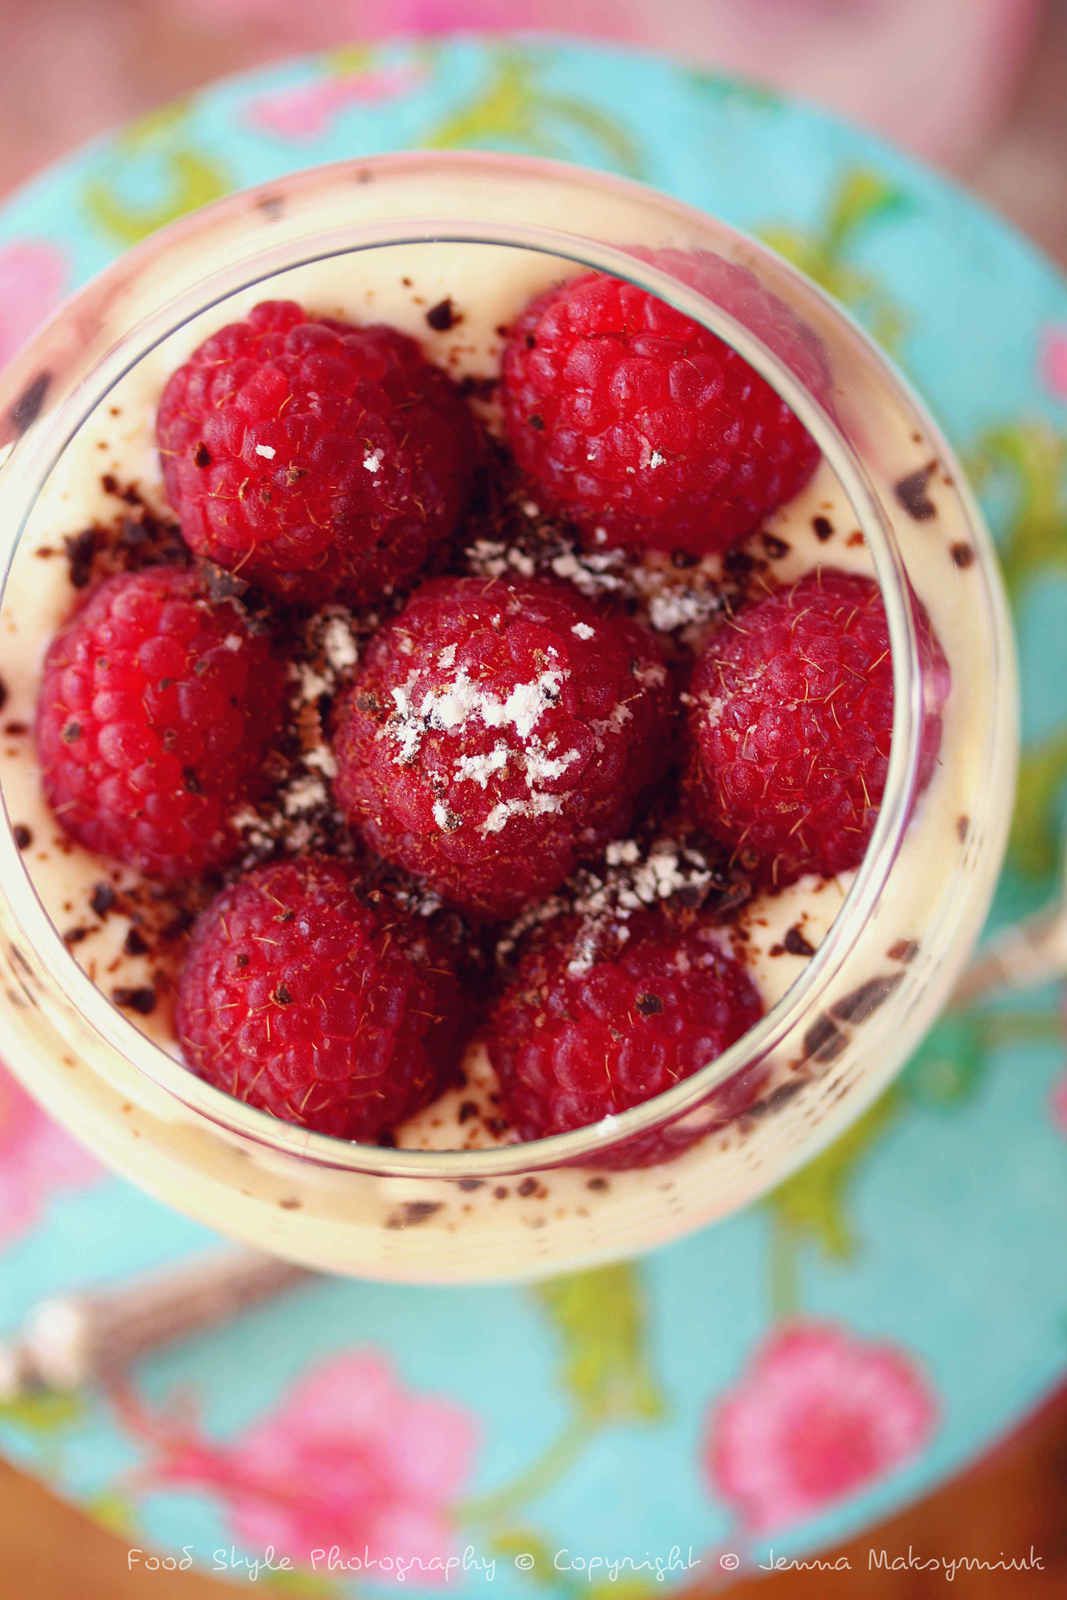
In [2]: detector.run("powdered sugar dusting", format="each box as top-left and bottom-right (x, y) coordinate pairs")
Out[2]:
(382, 656), (584, 835)
(455, 742), (509, 788)
(484, 791), (564, 836)
(383, 665), (565, 766)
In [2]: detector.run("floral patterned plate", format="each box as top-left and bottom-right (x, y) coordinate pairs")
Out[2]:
(1, 37), (1065, 1596)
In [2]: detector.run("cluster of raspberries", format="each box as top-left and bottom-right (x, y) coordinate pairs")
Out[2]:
(34, 260), (947, 1165)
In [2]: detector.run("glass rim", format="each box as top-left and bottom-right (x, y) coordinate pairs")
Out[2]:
(0, 151), (1002, 1177)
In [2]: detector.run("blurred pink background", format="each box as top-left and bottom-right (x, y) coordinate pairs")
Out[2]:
(0, 0), (1064, 265)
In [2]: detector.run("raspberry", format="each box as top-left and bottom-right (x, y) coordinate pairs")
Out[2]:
(486, 909), (765, 1166)
(176, 856), (470, 1141)
(687, 569), (949, 886)
(157, 300), (478, 606)
(333, 576), (674, 919)
(501, 252), (827, 557)
(35, 565), (285, 881)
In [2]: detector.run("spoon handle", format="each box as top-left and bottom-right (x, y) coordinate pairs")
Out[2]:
(0, 1248), (310, 1399)
(951, 905), (1067, 1009)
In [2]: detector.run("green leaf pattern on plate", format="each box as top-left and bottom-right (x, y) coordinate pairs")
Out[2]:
(533, 1262), (665, 1426)
(427, 49), (645, 177)
(83, 101), (230, 246)
(761, 169), (910, 351)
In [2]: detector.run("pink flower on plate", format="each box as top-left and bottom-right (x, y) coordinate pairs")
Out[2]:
(704, 1321), (937, 1533)
(1040, 327), (1067, 403)
(0, 241), (67, 370)
(0, 1061), (100, 1248)
(1050, 1073), (1067, 1137)
(118, 1352), (478, 1583)
(248, 62), (428, 141)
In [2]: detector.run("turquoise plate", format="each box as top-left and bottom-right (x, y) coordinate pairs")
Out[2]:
(1, 37), (1065, 1595)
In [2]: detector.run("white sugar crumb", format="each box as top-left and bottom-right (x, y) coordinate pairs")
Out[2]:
(233, 605), (363, 863)
(290, 610), (361, 701)
(223, 633), (243, 652)
(592, 702), (632, 739)
(614, 843), (713, 911)
(304, 743), (337, 779)
(321, 612), (359, 672)
(549, 548), (625, 597)
(384, 666), (564, 765)
(388, 683), (422, 763)
(283, 773), (328, 816)
(432, 799), (460, 832)
(456, 742), (509, 788)
(230, 804), (272, 851)
(605, 839), (640, 866)
(254, 443), (276, 460)
(522, 740), (579, 784)
(571, 622), (595, 640)
(633, 660), (667, 688)
(363, 448), (384, 473)
(291, 660), (330, 702)
(501, 834), (720, 976)
(457, 484), (730, 646)
(699, 694), (727, 730)
(438, 643), (457, 669)
(607, 838), (712, 912)
(648, 449), (666, 470)
(463, 526), (637, 603)
(465, 538), (536, 579)
(645, 583), (722, 634)
(483, 791), (563, 835)
(502, 670), (563, 738)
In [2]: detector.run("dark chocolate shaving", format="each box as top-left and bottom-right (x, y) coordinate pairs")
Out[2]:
(894, 461), (938, 521)
(385, 1200), (443, 1229)
(803, 1013), (848, 1065)
(830, 972), (903, 1025)
(9, 370), (50, 435)
(425, 297), (460, 332)
(112, 984), (157, 1015)
(783, 924), (816, 958)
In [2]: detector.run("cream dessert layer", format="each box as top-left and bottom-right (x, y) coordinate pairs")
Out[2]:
(0, 229), (1010, 1276)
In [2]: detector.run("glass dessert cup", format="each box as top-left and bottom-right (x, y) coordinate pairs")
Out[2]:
(0, 154), (1016, 1284)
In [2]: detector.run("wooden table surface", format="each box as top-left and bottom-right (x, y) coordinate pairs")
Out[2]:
(0, 5), (1064, 1594)
(2, 1385), (1064, 1597)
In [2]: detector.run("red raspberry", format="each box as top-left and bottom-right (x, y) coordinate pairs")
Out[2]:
(35, 565), (285, 882)
(157, 300), (478, 606)
(501, 252), (827, 557)
(486, 909), (765, 1167)
(687, 569), (949, 886)
(176, 856), (470, 1141)
(333, 576), (674, 919)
